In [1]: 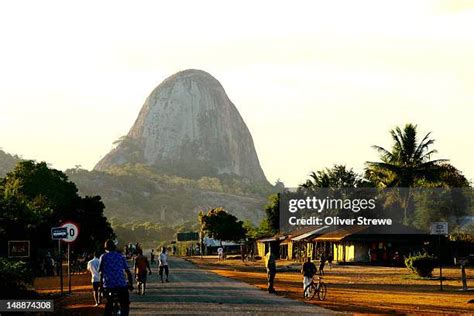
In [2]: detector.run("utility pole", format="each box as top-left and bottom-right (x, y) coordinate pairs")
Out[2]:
(59, 240), (63, 295)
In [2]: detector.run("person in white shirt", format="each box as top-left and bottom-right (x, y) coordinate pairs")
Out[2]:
(87, 252), (101, 306)
(217, 247), (224, 261)
(159, 247), (169, 283)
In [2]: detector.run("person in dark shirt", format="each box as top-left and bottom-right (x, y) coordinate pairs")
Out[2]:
(301, 257), (317, 295)
(319, 253), (326, 275)
(150, 249), (156, 265)
(134, 248), (152, 295)
(265, 247), (277, 293)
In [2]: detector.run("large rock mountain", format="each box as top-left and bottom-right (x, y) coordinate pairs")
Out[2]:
(95, 69), (269, 185)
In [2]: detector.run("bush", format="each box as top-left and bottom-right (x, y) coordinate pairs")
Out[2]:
(405, 254), (437, 278)
(0, 258), (32, 298)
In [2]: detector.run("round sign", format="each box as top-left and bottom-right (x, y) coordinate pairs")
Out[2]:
(60, 222), (79, 243)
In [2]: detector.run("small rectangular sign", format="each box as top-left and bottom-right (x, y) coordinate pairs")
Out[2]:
(177, 232), (199, 241)
(0, 300), (54, 312)
(51, 227), (68, 240)
(8, 240), (30, 258)
(430, 222), (448, 235)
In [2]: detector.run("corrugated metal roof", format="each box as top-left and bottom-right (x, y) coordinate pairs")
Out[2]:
(203, 237), (240, 247)
(313, 226), (369, 241)
(291, 226), (329, 241)
(257, 235), (287, 243)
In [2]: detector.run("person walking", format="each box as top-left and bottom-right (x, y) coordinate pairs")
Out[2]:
(301, 257), (317, 296)
(217, 247), (224, 261)
(87, 252), (101, 306)
(99, 240), (134, 316)
(159, 247), (170, 283)
(150, 249), (156, 265)
(134, 248), (152, 295)
(319, 253), (326, 276)
(264, 247), (277, 294)
(240, 244), (246, 262)
(45, 252), (54, 276)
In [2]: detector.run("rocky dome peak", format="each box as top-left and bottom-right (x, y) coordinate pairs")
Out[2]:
(95, 69), (269, 185)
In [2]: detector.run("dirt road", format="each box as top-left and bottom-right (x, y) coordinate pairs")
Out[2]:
(130, 256), (331, 315)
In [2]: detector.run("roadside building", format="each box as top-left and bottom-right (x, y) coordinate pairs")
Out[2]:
(256, 235), (287, 258)
(313, 224), (430, 264)
(285, 226), (330, 261)
(202, 237), (241, 255)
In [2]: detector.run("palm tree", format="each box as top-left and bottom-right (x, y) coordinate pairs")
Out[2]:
(299, 165), (367, 190)
(366, 123), (447, 222)
(300, 170), (331, 190)
(366, 124), (447, 187)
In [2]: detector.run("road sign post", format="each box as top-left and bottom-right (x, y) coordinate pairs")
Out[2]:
(58, 240), (63, 296)
(430, 222), (448, 291)
(51, 222), (79, 296)
(67, 243), (71, 294)
(60, 222), (79, 295)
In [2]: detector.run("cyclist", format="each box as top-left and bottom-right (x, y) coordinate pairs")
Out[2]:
(99, 240), (134, 316)
(301, 256), (317, 296)
(134, 248), (152, 294)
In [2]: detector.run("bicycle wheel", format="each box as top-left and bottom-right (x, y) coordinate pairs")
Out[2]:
(112, 302), (121, 316)
(304, 283), (317, 300)
(317, 282), (327, 301)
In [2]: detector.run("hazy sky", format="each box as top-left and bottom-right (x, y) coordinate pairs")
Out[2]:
(0, 0), (473, 187)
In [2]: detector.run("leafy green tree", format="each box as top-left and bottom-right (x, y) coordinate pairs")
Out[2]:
(0, 258), (32, 298)
(72, 196), (114, 251)
(200, 208), (246, 245)
(3, 161), (79, 211)
(264, 194), (280, 234)
(299, 165), (369, 190)
(0, 161), (114, 255)
(412, 166), (471, 231)
(243, 219), (273, 239)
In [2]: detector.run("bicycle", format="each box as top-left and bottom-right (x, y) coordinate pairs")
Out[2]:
(303, 275), (327, 301)
(103, 285), (133, 316)
(105, 290), (122, 316)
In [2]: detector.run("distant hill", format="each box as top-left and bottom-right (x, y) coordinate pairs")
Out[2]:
(90, 69), (275, 225)
(95, 69), (270, 186)
(67, 164), (272, 225)
(3, 70), (276, 228)
(0, 150), (21, 176)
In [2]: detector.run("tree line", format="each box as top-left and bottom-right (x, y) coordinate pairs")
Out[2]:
(0, 160), (115, 296)
(258, 124), (472, 236)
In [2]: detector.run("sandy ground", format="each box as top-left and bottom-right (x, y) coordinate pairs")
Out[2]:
(187, 256), (474, 314)
(33, 257), (333, 315)
(34, 273), (103, 315)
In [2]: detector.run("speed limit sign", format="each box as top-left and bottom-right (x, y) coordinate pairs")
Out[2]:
(60, 222), (79, 243)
